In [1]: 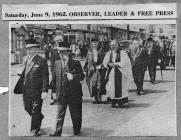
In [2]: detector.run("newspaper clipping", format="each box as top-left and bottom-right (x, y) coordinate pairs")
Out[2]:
(3, 3), (177, 137)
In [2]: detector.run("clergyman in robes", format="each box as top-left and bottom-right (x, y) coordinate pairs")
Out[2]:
(103, 40), (133, 107)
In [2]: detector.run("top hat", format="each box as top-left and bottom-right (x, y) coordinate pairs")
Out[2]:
(91, 38), (99, 42)
(25, 39), (40, 49)
(119, 40), (132, 43)
(147, 37), (154, 42)
(57, 47), (71, 52)
(172, 35), (176, 39)
(26, 44), (40, 49)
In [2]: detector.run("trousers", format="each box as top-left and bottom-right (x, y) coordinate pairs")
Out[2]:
(23, 95), (43, 132)
(148, 64), (156, 82)
(55, 95), (82, 134)
(134, 71), (145, 91)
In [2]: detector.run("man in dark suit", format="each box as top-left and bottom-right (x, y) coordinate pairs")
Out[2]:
(132, 39), (148, 95)
(144, 37), (160, 83)
(50, 47), (84, 136)
(18, 42), (49, 136)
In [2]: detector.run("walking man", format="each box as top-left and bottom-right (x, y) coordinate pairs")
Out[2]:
(15, 41), (49, 136)
(144, 37), (160, 84)
(50, 47), (84, 136)
(131, 39), (148, 95)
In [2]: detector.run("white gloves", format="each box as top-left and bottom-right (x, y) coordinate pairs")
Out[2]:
(96, 65), (101, 70)
(67, 73), (73, 81)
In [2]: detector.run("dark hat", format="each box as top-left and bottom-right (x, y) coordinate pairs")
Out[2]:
(149, 34), (154, 37)
(91, 38), (99, 42)
(160, 36), (165, 39)
(147, 37), (154, 42)
(57, 47), (71, 52)
(26, 44), (40, 49)
(25, 39), (40, 49)
(119, 40), (132, 43)
(172, 35), (176, 38)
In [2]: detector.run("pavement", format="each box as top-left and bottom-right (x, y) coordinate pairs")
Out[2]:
(8, 63), (177, 137)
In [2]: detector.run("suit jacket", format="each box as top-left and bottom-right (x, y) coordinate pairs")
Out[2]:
(147, 44), (160, 67)
(51, 58), (84, 101)
(23, 54), (49, 98)
(132, 47), (148, 79)
(143, 40), (160, 67)
(132, 47), (148, 71)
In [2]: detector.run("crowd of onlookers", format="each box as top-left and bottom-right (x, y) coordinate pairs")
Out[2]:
(44, 35), (176, 69)
(43, 34), (176, 105)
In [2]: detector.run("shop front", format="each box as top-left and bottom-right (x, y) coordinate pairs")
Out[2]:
(11, 25), (28, 64)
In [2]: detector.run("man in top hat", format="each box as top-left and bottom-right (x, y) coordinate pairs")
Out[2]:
(17, 41), (49, 136)
(144, 37), (160, 83)
(131, 38), (148, 95)
(50, 47), (84, 136)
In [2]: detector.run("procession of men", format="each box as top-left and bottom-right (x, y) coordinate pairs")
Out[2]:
(13, 32), (176, 136)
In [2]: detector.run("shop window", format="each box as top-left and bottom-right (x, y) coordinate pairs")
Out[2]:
(69, 35), (76, 43)
(16, 36), (24, 49)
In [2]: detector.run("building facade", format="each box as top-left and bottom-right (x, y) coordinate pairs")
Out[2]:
(64, 24), (107, 43)
(11, 24), (176, 64)
(11, 24), (66, 64)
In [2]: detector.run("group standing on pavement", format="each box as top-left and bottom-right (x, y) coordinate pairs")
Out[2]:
(14, 33), (176, 136)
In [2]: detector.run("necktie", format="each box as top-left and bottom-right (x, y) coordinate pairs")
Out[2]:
(109, 51), (113, 63)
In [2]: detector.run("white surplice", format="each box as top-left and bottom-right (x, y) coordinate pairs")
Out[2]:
(103, 50), (133, 99)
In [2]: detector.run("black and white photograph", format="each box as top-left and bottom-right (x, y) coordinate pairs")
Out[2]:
(9, 23), (176, 137)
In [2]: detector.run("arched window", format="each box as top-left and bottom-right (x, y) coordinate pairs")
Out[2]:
(16, 35), (24, 49)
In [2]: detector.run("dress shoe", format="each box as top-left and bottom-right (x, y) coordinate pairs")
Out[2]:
(49, 132), (62, 137)
(140, 90), (145, 94)
(114, 103), (119, 108)
(74, 130), (81, 136)
(111, 102), (116, 108)
(30, 130), (40, 136)
(150, 80), (156, 84)
(136, 90), (141, 95)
